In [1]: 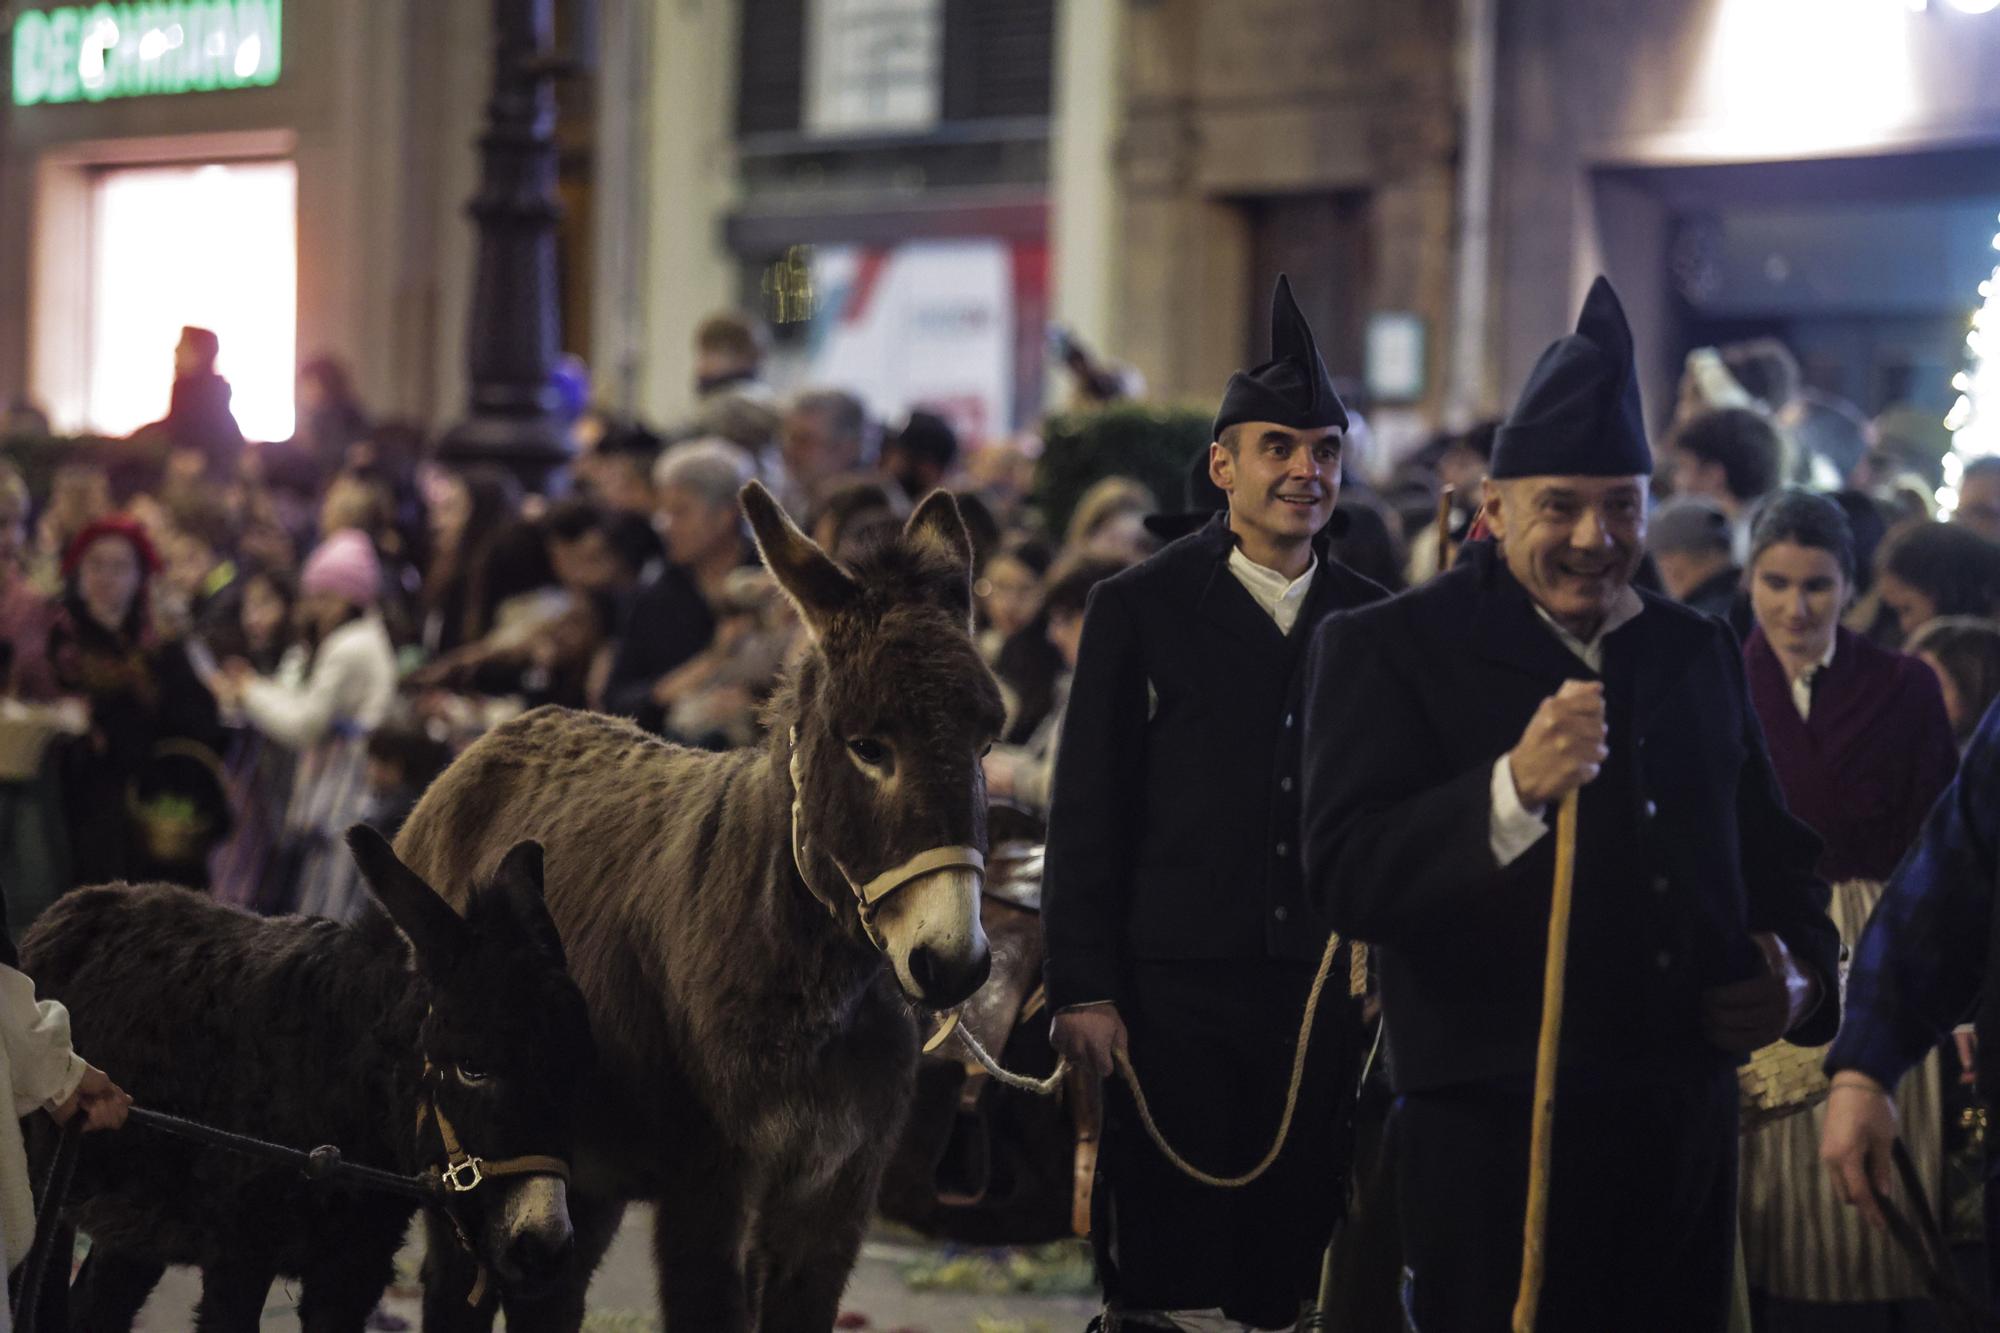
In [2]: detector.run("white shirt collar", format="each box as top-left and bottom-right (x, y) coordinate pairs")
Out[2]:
(1528, 584), (1645, 674)
(1790, 635), (1839, 720)
(1226, 545), (1317, 635)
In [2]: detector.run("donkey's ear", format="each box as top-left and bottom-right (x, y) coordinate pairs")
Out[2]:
(904, 490), (974, 572)
(347, 825), (465, 972)
(740, 480), (859, 641)
(489, 839), (567, 969)
(904, 490), (974, 622)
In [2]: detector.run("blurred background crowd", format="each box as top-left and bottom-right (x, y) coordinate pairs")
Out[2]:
(0, 309), (1992, 947)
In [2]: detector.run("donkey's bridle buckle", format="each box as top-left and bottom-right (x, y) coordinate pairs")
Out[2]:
(440, 1156), (485, 1194)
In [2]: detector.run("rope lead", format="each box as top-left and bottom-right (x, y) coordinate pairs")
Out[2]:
(952, 915), (1346, 1190)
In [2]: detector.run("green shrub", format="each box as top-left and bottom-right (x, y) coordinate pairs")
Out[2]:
(1033, 404), (1212, 540)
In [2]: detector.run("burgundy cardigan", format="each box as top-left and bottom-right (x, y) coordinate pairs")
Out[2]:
(1744, 625), (1958, 883)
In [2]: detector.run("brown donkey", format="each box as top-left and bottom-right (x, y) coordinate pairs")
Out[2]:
(393, 483), (1004, 1332)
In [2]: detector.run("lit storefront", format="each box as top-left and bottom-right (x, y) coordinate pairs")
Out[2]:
(1487, 0), (2000, 456)
(0, 0), (491, 440)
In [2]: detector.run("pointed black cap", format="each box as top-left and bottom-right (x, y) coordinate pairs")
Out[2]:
(1212, 275), (1349, 441)
(1490, 277), (1652, 479)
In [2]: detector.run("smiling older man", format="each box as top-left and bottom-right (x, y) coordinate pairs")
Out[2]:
(1300, 279), (1839, 1332)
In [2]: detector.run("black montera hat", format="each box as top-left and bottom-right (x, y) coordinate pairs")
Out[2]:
(1212, 275), (1349, 441)
(1490, 277), (1652, 479)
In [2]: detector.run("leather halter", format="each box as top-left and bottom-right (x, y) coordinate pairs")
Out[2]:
(786, 726), (986, 951)
(416, 1061), (572, 1306)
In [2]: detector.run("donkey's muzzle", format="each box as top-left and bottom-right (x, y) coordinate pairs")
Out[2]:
(908, 939), (991, 1010)
(497, 1227), (573, 1294)
(490, 1174), (575, 1294)
(877, 863), (989, 1007)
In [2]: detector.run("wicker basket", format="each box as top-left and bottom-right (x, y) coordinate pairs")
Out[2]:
(1739, 1039), (1830, 1133)
(1738, 879), (1880, 1134)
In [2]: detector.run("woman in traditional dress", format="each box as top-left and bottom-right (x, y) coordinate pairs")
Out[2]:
(1736, 489), (1961, 1331)
(211, 530), (395, 920)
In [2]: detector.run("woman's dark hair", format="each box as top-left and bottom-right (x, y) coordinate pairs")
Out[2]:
(1877, 520), (2000, 621)
(423, 467), (524, 649)
(1907, 616), (2000, 743)
(1749, 488), (1857, 585)
(226, 562), (298, 667)
(459, 467), (522, 539)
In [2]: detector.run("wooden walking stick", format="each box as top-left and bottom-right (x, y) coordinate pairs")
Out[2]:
(1511, 789), (1581, 1333)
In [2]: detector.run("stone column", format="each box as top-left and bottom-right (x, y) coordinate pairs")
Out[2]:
(1048, 0), (1124, 407)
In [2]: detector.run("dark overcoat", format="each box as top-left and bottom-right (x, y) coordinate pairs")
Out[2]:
(1042, 513), (1385, 1010)
(1300, 543), (1840, 1094)
(1042, 512), (1386, 1323)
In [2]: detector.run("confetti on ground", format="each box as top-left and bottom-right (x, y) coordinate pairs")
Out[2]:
(575, 1314), (660, 1333)
(899, 1241), (1095, 1297)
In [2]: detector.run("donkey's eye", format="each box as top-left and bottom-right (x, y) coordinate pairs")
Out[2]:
(453, 1065), (492, 1086)
(847, 737), (889, 766)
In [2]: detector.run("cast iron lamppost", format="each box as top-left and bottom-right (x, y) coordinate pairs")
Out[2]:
(435, 0), (571, 492)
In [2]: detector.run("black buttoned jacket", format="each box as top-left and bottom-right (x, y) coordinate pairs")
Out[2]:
(1299, 544), (1840, 1093)
(1042, 515), (1387, 1011)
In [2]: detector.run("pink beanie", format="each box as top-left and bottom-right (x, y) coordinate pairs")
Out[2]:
(300, 528), (381, 606)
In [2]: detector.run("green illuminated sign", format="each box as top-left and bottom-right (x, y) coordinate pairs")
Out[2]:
(11, 1), (282, 107)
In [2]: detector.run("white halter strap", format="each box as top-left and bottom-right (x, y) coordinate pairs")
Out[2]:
(787, 727), (986, 946)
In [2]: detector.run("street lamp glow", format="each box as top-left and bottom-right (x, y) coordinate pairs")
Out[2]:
(1947, 0), (2000, 13)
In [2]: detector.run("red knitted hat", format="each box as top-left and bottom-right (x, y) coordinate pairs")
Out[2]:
(61, 515), (162, 580)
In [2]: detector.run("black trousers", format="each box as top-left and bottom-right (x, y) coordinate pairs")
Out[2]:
(1093, 958), (1357, 1329)
(1393, 1061), (1738, 1333)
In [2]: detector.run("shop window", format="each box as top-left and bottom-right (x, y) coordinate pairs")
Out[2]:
(737, 0), (1053, 139)
(83, 159), (297, 442)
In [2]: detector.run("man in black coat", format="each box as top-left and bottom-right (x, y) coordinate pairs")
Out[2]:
(1043, 276), (1381, 1329)
(1300, 278), (1838, 1331)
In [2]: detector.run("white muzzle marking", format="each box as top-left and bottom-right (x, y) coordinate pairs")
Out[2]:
(494, 1175), (572, 1253)
(878, 866), (987, 998)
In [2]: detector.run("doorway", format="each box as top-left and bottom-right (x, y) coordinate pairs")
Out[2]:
(83, 159), (298, 441)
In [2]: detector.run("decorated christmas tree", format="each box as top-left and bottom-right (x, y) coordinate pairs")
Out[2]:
(1944, 212), (2000, 507)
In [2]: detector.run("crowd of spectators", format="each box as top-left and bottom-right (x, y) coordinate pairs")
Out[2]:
(0, 319), (1994, 956)
(0, 308), (1994, 1327)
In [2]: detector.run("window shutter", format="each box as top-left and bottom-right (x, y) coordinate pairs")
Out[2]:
(941, 0), (1053, 122)
(738, 0), (807, 135)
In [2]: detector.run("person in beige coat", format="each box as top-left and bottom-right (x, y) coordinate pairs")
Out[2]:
(0, 961), (130, 1301)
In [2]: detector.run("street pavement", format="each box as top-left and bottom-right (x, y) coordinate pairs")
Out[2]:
(137, 1207), (1101, 1330)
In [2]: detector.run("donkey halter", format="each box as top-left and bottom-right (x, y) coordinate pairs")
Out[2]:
(786, 726), (985, 951)
(417, 1060), (573, 1306)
